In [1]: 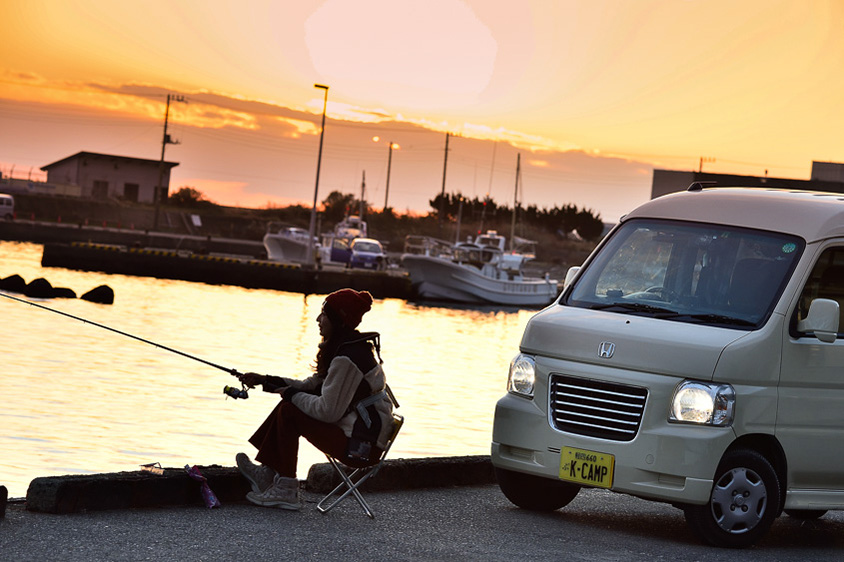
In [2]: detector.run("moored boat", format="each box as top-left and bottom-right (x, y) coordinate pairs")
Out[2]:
(262, 224), (317, 263)
(401, 230), (560, 306)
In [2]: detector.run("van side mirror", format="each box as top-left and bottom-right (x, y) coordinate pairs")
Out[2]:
(797, 298), (839, 343)
(564, 266), (581, 290)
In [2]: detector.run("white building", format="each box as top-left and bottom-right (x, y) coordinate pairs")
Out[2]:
(40, 151), (179, 203)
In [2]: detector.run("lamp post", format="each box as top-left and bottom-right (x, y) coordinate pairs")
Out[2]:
(307, 84), (329, 267)
(372, 137), (399, 211)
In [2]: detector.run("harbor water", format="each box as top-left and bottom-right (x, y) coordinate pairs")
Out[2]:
(0, 241), (540, 498)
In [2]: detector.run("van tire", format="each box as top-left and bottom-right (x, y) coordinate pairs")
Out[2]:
(684, 449), (780, 549)
(784, 509), (827, 520)
(494, 467), (579, 511)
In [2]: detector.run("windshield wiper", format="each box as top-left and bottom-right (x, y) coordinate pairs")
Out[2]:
(590, 302), (678, 317)
(588, 302), (759, 327)
(679, 313), (757, 327)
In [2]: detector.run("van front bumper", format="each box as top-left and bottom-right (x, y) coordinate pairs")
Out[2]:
(491, 392), (736, 506)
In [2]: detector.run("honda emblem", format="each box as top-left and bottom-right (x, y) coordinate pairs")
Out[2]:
(598, 341), (615, 358)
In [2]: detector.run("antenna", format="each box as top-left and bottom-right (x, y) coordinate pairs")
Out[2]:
(687, 181), (718, 192)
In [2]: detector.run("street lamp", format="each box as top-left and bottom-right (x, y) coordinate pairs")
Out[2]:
(372, 136), (399, 211)
(307, 83), (329, 267)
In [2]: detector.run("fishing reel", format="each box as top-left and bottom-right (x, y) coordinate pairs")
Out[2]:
(223, 384), (249, 400)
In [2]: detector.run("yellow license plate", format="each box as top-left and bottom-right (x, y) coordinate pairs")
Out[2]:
(559, 447), (615, 489)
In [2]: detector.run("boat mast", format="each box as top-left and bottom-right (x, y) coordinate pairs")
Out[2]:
(510, 153), (520, 252)
(438, 132), (450, 229)
(479, 141), (496, 234)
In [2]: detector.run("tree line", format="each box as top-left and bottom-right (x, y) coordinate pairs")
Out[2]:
(429, 193), (605, 241)
(169, 186), (606, 241)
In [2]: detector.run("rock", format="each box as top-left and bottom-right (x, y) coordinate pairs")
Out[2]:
(0, 274), (26, 293)
(52, 287), (77, 299)
(24, 278), (54, 298)
(0, 484), (6, 519)
(81, 285), (114, 304)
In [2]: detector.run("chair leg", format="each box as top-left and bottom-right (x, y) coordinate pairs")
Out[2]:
(316, 456), (377, 518)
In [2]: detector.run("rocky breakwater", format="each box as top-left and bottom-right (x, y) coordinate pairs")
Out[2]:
(0, 274), (114, 304)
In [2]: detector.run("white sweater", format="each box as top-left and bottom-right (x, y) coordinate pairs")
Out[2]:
(284, 356), (394, 449)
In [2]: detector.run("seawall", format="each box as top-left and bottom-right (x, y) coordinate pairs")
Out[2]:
(39, 242), (413, 299)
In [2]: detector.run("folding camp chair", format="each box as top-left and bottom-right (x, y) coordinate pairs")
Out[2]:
(317, 413), (404, 518)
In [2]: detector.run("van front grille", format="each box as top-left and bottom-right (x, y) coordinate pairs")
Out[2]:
(549, 375), (647, 441)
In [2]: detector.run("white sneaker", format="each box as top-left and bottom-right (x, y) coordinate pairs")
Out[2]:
(236, 452), (276, 494)
(246, 474), (301, 510)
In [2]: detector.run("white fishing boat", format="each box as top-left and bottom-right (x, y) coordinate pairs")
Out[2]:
(263, 215), (369, 265)
(401, 230), (560, 307)
(262, 224), (317, 263)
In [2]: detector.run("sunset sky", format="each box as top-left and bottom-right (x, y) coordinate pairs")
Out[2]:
(1, 0), (843, 222)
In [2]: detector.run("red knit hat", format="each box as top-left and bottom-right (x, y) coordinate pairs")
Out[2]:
(323, 289), (373, 329)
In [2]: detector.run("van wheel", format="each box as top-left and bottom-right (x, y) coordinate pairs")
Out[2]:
(784, 509), (827, 520)
(494, 467), (579, 511)
(684, 449), (780, 549)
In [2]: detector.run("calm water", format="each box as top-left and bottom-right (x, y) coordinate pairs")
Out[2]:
(0, 241), (540, 498)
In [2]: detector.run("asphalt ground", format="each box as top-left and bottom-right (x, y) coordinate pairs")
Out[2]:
(2, 485), (844, 561)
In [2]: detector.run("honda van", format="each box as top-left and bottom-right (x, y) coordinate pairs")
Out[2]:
(491, 185), (844, 548)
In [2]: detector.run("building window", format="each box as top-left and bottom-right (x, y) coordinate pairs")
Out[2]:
(92, 180), (109, 199)
(124, 183), (139, 202)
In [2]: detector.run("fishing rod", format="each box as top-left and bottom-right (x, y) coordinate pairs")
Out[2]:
(0, 290), (250, 399)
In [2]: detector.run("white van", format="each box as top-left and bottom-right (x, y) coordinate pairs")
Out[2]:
(0, 193), (13, 220)
(491, 186), (844, 548)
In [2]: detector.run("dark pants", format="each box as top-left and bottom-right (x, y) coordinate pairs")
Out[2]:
(249, 401), (381, 477)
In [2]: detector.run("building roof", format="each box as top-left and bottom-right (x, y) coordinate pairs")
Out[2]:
(40, 151), (179, 171)
(624, 187), (844, 243)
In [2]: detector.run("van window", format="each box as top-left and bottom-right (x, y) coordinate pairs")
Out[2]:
(565, 219), (804, 329)
(793, 247), (844, 336)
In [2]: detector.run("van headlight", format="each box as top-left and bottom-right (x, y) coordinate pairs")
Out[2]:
(507, 354), (535, 398)
(669, 381), (735, 426)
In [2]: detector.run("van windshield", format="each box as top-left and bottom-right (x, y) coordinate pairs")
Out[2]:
(565, 219), (804, 329)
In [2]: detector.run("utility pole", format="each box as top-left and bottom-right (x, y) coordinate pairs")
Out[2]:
(154, 93), (185, 231)
(360, 170), (366, 221)
(438, 132), (450, 228)
(383, 141), (394, 211)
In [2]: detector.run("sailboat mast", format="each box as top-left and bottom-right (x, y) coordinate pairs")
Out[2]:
(510, 153), (520, 252)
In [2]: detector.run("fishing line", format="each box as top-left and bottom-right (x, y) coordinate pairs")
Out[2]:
(0, 290), (240, 378)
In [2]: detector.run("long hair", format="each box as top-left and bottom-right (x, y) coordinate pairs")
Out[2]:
(314, 305), (355, 376)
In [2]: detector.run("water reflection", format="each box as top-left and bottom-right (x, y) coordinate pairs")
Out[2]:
(0, 241), (537, 497)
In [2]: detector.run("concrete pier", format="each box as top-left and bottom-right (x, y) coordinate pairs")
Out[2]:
(40, 242), (414, 300)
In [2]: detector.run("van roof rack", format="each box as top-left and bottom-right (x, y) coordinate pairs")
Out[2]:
(687, 181), (718, 192)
